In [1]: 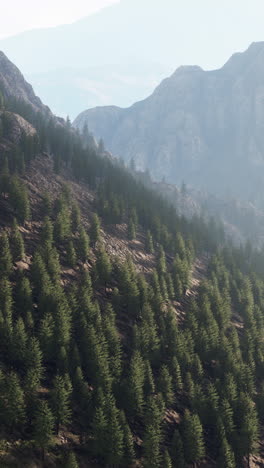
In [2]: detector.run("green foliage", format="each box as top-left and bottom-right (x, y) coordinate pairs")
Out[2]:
(54, 202), (71, 242)
(93, 394), (124, 465)
(71, 202), (81, 232)
(162, 450), (172, 468)
(41, 191), (52, 217)
(157, 365), (174, 406)
(10, 218), (25, 261)
(182, 410), (205, 465)
(146, 230), (154, 253)
(64, 451), (79, 468)
(0, 232), (12, 276)
(9, 177), (31, 223)
(90, 213), (101, 245)
(96, 244), (112, 285)
(127, 351), (145, 417)
(41, 216), (54, 245)
(51, 375), (72, 434)
(77, 226), (90, 262)
(2, 372), (26, 430)
(143, 423), (161, 468)
(171, 429), (185, 468)
(66, 240), (77, 268)
(120, 411), (135, 465)
(32, 400), (54, 456)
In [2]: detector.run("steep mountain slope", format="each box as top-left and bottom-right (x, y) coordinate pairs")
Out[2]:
(2, 52), (264, 468)
(0, 51), (52, 115)
(74, 42), (264, 202)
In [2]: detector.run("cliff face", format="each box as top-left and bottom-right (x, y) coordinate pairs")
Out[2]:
(74, 42), (264, 202)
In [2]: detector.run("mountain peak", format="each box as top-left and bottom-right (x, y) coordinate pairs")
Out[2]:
(247, 41), (264, 52)
(222, 41), (264, 74)
(173, 65), (204, 75)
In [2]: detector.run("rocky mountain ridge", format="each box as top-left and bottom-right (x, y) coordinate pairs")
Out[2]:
(74, 42), (264, 204)
(0, 51), (52, 116)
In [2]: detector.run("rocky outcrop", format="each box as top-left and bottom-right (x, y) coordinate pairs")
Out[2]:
(74, 42), (264, 203)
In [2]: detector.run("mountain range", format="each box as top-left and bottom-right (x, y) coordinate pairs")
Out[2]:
(0, 0), (259, 119)
(74, 42), (264, 205)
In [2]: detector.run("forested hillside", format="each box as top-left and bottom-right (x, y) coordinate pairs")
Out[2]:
(1, 58), (264, 468)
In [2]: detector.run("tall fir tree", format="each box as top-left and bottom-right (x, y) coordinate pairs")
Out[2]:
(33, 400), (54, 460)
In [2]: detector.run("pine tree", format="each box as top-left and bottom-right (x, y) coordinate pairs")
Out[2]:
(120, 411), (135, 466)
(157, 365), (174, 406)
(80, 266), (93, 298)
(52, 288), (71, 349)
(11, 218), (25, 261)
(0, 278), (13, 339)
(77, 226), (90, 262)
(44, 244), (61, 282)
(92, 406), (108, 458)
(31, 251), (51, 297)
(96, 244), (112, 287)
(0, 232), (12, 276)
(66, 240), (77, 268)
(57, 346), (68, 374)
(146, 230), (154, 254)
(71, 202), (81, 232)
(171, 357), (183, 393)
(144, 360), (156, 396)
(171, 428), (185, 468)
(25, 337), (43, 385)
(221, 398), (235, 440)
(104, 308), (122, 381)
(9, 179), (31, 224)
(24, 367), (41, 399)
(54, 206), (71, 242)
(218, 434), (236, 468)
(4, 372), (26, 431)
(12, 317), (27, 364)
(51, 374), (72, 434)
(163, 449), (172, 468)
(139, 303), (160, 361)
(32, 400), (54, 460)
(182, 410), (205, 467)
(41, 191), (52, 217)
(237, 393), (259, 467)
(38, 312), (55, 359)
(90, 213), (101, 245)
(41, 216), (54, 245)
(127, 351), (145, 417)
(143, 423), (161, 468)
(104, 394), (124, 466)
(157, 245), (167, 274)
(65, 451), (79, 468)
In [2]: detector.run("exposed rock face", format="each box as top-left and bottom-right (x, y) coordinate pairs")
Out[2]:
(74, 42), (264, 202)
(0, 51), (51, 115)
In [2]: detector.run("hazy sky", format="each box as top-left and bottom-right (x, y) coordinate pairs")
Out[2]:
(0, 0), (119, 39)
(2, 0), (264, 72)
